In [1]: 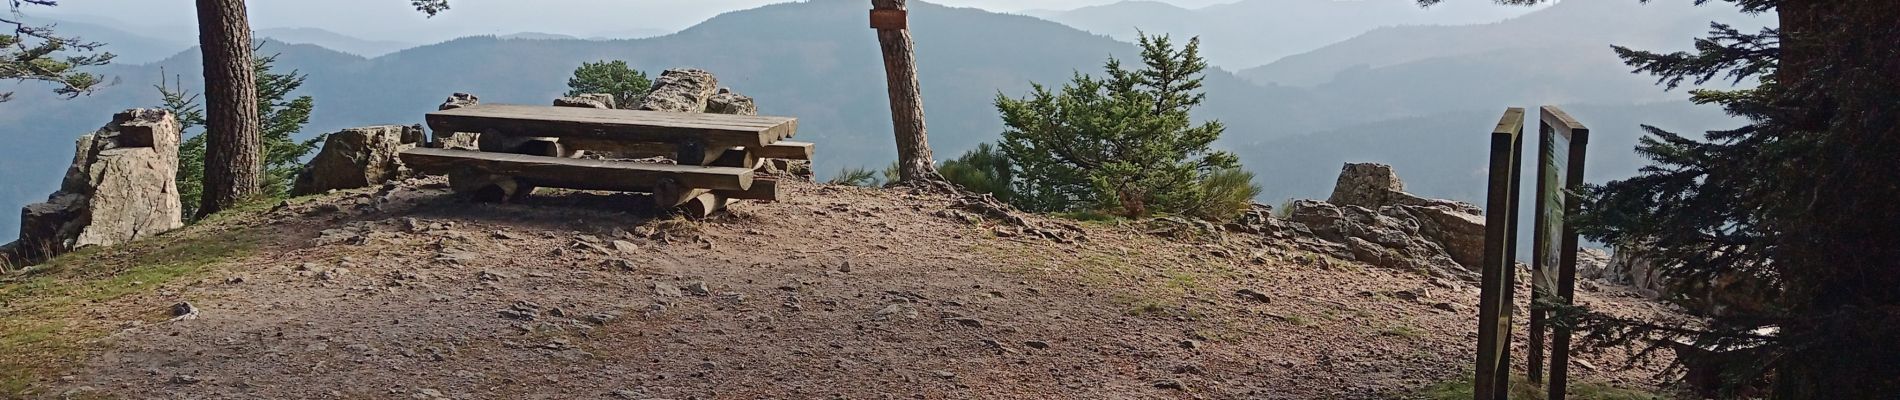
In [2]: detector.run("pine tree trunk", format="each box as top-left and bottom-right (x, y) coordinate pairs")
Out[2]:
(194, 0), (261, 218)
(1771, 0), (1900, 397)
(871, 0), (939, 182)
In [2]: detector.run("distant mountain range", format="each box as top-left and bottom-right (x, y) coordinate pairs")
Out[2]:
(0, 0), (1750, 242)
(1025, 0), (1543, 69)
(257, 27), (420, 58)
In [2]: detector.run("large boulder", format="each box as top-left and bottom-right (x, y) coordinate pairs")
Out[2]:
(1328, 163), (1405, 208)
(292, 125), (425, 195)
(2, 109), (183, 270)
(638, 69), (721, 113)
(705, 88), (757, 116)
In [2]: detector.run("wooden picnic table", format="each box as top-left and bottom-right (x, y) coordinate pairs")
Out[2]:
(400, 103), (812, 215)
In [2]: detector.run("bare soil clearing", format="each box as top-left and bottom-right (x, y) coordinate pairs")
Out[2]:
(6, 179), (1681, 399)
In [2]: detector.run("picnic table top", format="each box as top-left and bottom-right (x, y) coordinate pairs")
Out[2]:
(427, 104), (798, 148)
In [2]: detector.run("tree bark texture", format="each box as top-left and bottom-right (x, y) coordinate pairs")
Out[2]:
(194, 0), (261, 218)
(871, 0), (939, 182)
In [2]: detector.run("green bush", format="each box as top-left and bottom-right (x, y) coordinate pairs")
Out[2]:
(940, 142), (1016, 202)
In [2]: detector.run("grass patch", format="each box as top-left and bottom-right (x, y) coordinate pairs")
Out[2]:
(1411, 375), (1668, 400)
(1283, 314), (1316, 328)
(1380, 325), (1426, 339)
(0, 209), (268, 397)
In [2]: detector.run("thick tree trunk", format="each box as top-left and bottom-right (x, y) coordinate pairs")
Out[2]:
(870, 0), (939, 183)
(194, 0), (261, 218)
(1771, 0), (1900, 397)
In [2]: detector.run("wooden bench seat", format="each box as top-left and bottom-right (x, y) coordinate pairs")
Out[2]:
(401, 148), (755, 193)
(428, 104), (798, 149)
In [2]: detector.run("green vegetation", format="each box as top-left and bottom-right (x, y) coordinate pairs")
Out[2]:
(0, 215), (265, 396)
(826, 166), (883, 187)
(940, 142), (1016, 202)
(1380, 325), (1425, 339)
(565, 60), (651, 108)
(159, 49), (320, 219)
(994, 33), (1259, 221)
(0, 2), (113, 103)
(1411, 375), (1666, 400)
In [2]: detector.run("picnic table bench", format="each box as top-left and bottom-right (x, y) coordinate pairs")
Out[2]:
(399, 103), (813, 216)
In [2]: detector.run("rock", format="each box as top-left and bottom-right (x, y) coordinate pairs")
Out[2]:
(683, 281), (711, 296)
(2, 109), (184, 270)
(1235, 288), (1272, 304)
(611, 240), (639, 253)
(704, 88), (757, 115)
(554, 93), (615, 109)
(1152, 379), (1187, 390)
(653, 282), (684, 297)
(1329, 163), (1406, 208)
(1575, 247), (1615, 281)
(433, 93), (481, 150)
(170, 375), (202, 385)
(874, 303), (918, 320)
(438, 92), (480, 110)
(1023, 340), (1050, 349)
(292, 125), (425, 195)
(1287, 200), (1471, 280)
(1432, 302), (1460, 312)
(637, 69), (720, 113)
(170, 302), (200, 319)
(948, 317), (984, 328)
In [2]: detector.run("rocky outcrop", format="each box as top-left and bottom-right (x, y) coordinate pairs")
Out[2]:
(1583, 244), (1779, 318)
(2, 109), (184, 270)
(432, 93), (481, 150)
(292, 125), (426, 195)
(1286, 200), (1473, 280)
(705, 88), (757, 116)
(1227, 163), (1488, 280)
(638, 69), (721, 113)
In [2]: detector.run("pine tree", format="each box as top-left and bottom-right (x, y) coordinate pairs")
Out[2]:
(160, 51), (317, 219)
(566, 60), (651, 109)
(0, 0), (113, 103)
(940, 143), (1016, 203)
(995, 34), (1252, 220)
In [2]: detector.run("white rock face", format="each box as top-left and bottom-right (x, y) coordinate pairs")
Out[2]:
(3, 109), (184, 269)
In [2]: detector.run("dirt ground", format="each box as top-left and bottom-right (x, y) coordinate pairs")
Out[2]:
(15, 178), (1684, 399)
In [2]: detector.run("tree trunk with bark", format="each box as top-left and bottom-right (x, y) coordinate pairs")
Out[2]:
(870, 0), (939, 183)
(1771, 0), (1900, 397)
(194, 0), (261, 218)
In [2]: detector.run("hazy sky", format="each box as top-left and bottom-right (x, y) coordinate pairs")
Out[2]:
(36, 0), (1239, 43)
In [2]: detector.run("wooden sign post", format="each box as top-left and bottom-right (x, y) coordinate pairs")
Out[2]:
(870, 0), (939, 182)
(1474, 107), (1525, 400)
(1526, 105), (1591, 400)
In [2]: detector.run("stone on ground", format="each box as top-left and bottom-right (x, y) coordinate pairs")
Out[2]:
(292, 125), (426, 196)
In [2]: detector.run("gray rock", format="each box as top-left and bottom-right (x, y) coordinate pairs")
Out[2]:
(438, 92), (479, 111)
(637, 69), (720, 113)
(2, 109), (184, 269)
(553, 95), (613, 109)
(704, 88), (757, 115)
(1328, 163), (1405, 208)
(432, 93), (481, 150)
(683, 281), (711, 296)
(653, 282), (683, 297)
(292, 125), (425, 195)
